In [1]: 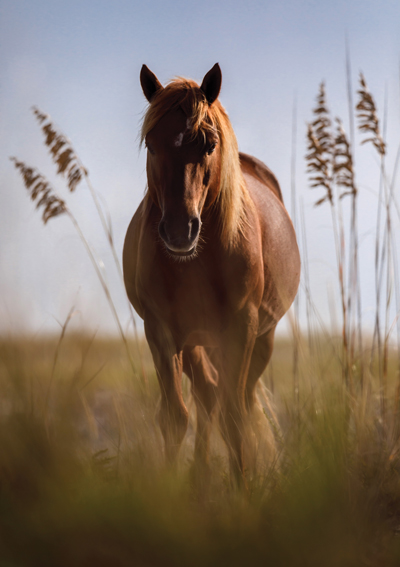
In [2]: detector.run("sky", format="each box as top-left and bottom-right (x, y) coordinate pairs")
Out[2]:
(0, 0), (399, 337)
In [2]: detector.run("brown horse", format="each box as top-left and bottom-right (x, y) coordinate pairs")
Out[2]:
(123, 63), (300, 484)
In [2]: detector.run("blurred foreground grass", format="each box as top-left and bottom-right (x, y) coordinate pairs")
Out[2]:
(0, 333), (400, 566)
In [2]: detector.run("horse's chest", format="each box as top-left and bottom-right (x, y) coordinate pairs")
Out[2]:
(139, 258), (232, 336)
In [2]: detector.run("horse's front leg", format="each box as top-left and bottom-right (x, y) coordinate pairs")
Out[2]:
(218, 307), (258, 487)
(183, 346), (218, 472)
(144, 318), (188, 464)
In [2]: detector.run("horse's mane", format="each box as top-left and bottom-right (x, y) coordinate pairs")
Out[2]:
(140, 78), (252, 248)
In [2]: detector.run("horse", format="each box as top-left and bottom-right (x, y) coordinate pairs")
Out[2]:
(123, 63), (300, 486)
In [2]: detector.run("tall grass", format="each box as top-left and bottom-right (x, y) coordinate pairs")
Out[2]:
(305, 73), (400, 416)
(3, 72), (400, 565)
(1, 335), (400, 565)
(10, 109), (147, 391)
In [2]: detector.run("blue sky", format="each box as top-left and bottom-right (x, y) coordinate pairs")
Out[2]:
(1, 0), (399, 335)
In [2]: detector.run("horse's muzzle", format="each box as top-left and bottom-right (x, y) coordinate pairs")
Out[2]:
(158, 215), (201, 257)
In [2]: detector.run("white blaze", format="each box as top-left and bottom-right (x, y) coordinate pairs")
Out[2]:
(174, 120), (191, 147)
(174, 132), (184, 147)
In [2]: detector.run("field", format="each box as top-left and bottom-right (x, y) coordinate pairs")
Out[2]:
(0, 333), (400, 566)
(4, 72), (400, 565)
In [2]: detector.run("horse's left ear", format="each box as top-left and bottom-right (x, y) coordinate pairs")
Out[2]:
(200, 63), (222, 105)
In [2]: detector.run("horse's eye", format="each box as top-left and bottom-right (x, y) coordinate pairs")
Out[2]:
(145, 142), (155, 155)
(207, 142), (217, 155)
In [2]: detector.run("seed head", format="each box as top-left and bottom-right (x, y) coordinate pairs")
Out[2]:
(32, 107), (87, 191)
(10, 158), (67, 224)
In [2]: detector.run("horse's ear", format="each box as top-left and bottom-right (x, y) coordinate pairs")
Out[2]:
(200, 63), (222, 105)
(140, 65), (164, 102)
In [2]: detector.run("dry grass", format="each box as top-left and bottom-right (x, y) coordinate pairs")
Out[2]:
(5, 69), (400, 565)
(0, 334), (400, 566)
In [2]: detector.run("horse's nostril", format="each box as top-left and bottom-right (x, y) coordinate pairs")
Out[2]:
(189, 217), (201, 242)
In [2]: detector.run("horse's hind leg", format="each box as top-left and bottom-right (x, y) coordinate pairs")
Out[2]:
(245, 327), (276, 412)
(183, 346), (218, 472)
(244, 327), (277, 471)
(144, 319), (189, 464)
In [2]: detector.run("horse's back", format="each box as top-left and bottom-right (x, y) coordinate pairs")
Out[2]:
(239, 152), (283, 203)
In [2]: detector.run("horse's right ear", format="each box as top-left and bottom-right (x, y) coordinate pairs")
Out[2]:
(140, 65), (164, 102)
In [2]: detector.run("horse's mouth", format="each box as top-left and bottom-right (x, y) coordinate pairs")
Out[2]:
(165, 244), (197, 260)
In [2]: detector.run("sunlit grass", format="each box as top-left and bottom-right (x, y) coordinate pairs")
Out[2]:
(0, 334), (400, 566)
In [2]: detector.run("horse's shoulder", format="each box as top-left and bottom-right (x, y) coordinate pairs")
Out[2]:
(239, 152), (283, 203)
(124, 199), (145, 244)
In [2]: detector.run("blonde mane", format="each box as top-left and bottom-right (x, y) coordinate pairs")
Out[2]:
(141, 77), (252, 248)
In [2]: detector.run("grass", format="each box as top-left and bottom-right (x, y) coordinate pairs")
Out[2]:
(6, 69), (400, 565)
(0, 334), (400, 566)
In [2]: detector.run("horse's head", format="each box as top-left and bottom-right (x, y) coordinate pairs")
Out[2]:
(140, 64), (223, 259)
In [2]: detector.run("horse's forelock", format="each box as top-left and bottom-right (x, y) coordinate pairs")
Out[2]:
(141, 79), (215, 144)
